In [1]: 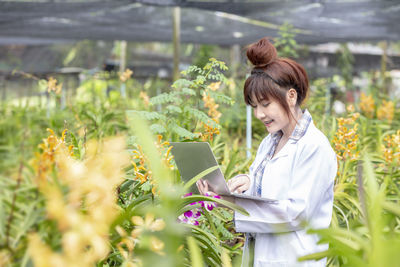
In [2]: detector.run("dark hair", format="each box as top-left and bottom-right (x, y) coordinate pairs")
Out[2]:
(244, 37), (309, 117)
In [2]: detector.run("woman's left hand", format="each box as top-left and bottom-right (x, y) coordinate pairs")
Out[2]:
(196, 179), (216, 196)
(196, 179), (234, 203)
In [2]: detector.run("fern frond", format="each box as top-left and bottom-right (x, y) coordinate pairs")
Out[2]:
(168, 122), (197, 139)
(219, 224), (234, 240)
(172, 79), (194, 89)
(184, 107), (218, 128)
(150, 93), (182, 105)
(179, 88), (197, 96)
(166, 105), (182, 114)
(185, 66), (203, 75)
(206, 91), (234, 105)
(126, 110), (166, 121)
(150, 123), (167, 134)
(195, 75), (206, 85)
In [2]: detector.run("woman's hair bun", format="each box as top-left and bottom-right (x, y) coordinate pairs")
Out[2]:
(246, 37), (277, 68)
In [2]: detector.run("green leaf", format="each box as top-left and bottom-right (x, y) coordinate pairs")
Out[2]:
(165, 105), (182, 114)
(183, 107), (218, 128)
(149, 92), (182, 105)
(126, 110), (166, 121)
(207, 91), (234, 105)
(141, 181), (152, 191)
(297, 250), (332, 262)
(180, 87), (196, 96)
(382, 201), (400, 217)
(149, 123), (167, 134)
(187, 236), (203, 267)
(195, 75), (206, 85)
(183, 223), (219, 249)
(209, 208), (231, 223)
(172, 79), (193, 89)
(183, 166), (219, 191)
(177, 195), (249, 216)
(179, 203), (202, 214)
(168, 122), (197, 139)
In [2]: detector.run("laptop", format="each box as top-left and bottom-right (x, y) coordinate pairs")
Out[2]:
(170, 142), (277, 203)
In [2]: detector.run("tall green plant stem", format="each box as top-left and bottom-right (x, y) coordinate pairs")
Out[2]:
(386, 166), (399, 197)
(339, 160), (350, 185)
(203, 210), (220, 245)
(5, 153), (25, 249)
(356, 161), (367, 222)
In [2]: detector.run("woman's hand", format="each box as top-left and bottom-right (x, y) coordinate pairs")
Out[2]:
(196, 179), (234, 203)
(196, 179), (214, 196)
(227, 174), (250, 194)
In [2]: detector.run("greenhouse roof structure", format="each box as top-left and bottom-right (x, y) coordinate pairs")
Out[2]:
(1, 0), (400, 45)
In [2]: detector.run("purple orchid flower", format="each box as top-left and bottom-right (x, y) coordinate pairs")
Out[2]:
(178, 192), (221, 225)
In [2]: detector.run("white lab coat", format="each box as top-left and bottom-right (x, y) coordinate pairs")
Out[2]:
(234, 120), (337, 267)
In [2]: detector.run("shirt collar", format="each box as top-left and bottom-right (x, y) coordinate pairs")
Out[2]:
(290, 109), (312, 141)
(269, 109), (312, 143)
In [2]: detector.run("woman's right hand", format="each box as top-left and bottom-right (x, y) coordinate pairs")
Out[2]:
(227, 174), (250, 194)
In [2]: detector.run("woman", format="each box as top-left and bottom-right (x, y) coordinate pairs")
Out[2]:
(197, 37), (337, 267)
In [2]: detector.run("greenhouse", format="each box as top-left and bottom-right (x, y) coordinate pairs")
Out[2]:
(1, 0), (400, 266)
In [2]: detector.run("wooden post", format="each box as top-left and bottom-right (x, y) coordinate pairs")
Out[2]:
(172, 7), (181, 82)
(1, 76), (5, 102)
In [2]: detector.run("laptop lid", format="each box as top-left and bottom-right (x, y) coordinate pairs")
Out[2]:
(170, 142), (230, 194)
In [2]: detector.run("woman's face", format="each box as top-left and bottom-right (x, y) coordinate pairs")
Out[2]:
(251, 96), (291, 134)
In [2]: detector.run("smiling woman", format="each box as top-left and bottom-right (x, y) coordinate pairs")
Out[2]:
(197, 37), (337, 267)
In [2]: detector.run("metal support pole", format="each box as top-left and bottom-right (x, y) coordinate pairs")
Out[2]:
(119, 40), (127, 98)
(380, 41), (388, 95)
(325, 84), (331, 115)
(172, 7), (181, 81)
(46, 92), (50, 118)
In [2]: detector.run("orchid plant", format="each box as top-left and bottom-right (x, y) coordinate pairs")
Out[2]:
(178, 192), (221, 226)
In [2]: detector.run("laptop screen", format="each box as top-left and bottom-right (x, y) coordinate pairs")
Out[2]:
(170, 142), (225, 194)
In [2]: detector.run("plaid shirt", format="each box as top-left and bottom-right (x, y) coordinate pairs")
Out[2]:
(253, 109), (313, 196)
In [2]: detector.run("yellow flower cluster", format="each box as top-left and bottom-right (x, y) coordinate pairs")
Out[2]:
(131, 135), (174, 195)
(200, 82), (222, 141)
(359, 92), (375, 118)
(120, 68), (133, 82)
(139, 91), (150, 107)
(0, 251), (11, 267)
(332, 113), (360, 161)
(29, 132), (130, 267)
(382, 130), (400, 165)
(47, 77), (62, 94)
(203, 82), (222, 121)
(346, 104), (355, 113)
(132, 214), (165, 255)
(377, 100), (395, 123)
(33, 129), (73, 186)
(200, 119), (221, 141)
(115, 213), (166, 266)
(358, 92), (395, 123)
